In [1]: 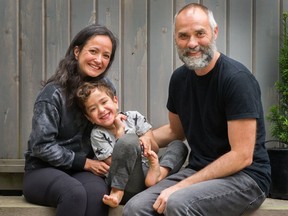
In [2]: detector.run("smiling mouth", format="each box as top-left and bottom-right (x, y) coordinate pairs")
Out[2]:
(100, 112), (110, 120)
(89, 63), (101, 70)
(186, 51), (201, 57)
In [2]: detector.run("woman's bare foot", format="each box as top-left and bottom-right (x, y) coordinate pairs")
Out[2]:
(102, 188), (124, 208)
(145, 150), (162, 187)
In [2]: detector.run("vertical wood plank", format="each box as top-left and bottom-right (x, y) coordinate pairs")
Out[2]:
(70, 0), (94, 40)
(228, 0), (253, 71)
(0, 0), (19, 158)
(148, 0), (173, 127)
(46, 0), (70, 79)
(19, 0), (44, 157)
(254, 0), (280, 140)
(284, 0), (288, 10)
(122, 0), (148, 116)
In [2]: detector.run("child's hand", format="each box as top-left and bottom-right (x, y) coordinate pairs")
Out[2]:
(114, 113), (126, 138)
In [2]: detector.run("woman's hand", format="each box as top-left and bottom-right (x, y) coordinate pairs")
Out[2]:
(84, 158), (110, 176)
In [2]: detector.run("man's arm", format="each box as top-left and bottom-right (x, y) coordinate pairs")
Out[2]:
(153, 112), (186, 148)
(176, 118), (256, 186)
(153, 118), (257, 213)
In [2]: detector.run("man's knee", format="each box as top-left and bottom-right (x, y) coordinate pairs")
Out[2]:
(123, 199), (138, 215)
(166, 195), (183, 214)
(166, 192), (199, 215)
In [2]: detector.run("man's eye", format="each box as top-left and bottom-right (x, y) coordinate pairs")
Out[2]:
(197, 32), (205, 37)
(178, 34), (188, 39)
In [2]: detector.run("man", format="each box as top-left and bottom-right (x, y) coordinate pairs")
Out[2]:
(123, 3), (271, 216)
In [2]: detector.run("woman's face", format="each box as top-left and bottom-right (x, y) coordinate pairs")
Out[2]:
(74, 35), (113, 77)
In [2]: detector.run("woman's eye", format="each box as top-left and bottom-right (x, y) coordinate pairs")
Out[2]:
(103, 54), (111, 59)
(89, 49), (97, 55)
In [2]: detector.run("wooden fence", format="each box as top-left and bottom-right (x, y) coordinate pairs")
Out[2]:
(0, 0), (286, 159)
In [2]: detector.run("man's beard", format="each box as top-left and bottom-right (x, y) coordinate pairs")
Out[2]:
(177, 38), (217, 70)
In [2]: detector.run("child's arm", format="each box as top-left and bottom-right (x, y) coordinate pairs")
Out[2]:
(91, 128), (115, 165)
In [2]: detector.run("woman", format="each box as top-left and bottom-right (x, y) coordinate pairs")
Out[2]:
(23, 24), (117, 216)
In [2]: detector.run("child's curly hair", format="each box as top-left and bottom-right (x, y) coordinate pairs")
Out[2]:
(76, 80), (115, 114)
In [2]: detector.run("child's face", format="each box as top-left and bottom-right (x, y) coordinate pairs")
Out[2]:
(84, 88), (118, 128)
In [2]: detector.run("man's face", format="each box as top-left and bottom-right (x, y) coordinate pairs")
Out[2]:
(174, 8), (217, 70)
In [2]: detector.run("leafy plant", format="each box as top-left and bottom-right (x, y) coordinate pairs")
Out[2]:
(267, 12), (288, 147)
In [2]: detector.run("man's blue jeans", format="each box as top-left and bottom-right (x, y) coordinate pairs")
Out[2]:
(123, 168), (266, 216)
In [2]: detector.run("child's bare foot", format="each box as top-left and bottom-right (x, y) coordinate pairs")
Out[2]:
(102, 188), (124, 208)
(145, 150), (162, 187)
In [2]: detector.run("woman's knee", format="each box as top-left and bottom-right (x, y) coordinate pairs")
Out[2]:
(60, 184), (87, 204)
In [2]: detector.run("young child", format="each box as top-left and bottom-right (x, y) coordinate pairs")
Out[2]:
(76, 80), (188, 208)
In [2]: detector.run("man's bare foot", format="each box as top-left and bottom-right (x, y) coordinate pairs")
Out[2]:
(145, 150), (162, 187)
(102, 188), (124, 208)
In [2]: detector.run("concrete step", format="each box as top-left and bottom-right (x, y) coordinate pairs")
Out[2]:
(0, 196), (55, 216)
(247, 198), (288, 216)
(0, 196), (287, 216)
(0, 196), (123, 216)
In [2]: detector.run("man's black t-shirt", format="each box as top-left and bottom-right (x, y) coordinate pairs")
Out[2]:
(167, 53), (271, 195)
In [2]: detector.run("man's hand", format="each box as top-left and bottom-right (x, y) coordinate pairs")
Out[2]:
(139, 131), (159, 156)
(153, 185), (179, 214)
(139, 135), (152, 156)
